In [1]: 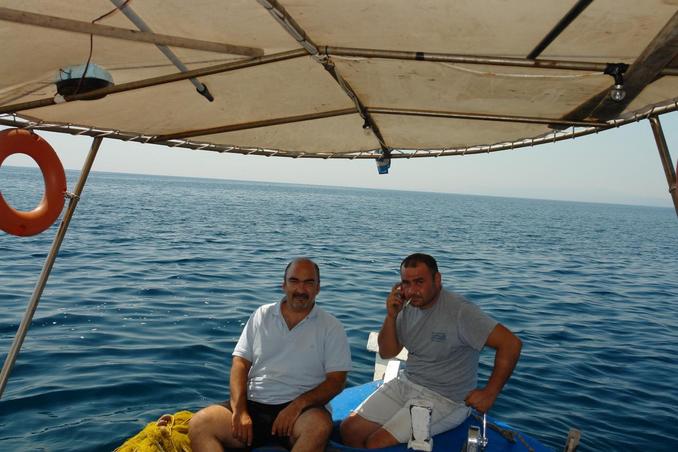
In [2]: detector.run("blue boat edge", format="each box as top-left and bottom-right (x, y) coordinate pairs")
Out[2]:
(322, 380), (555, 452)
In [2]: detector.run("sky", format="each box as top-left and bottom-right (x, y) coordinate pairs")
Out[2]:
(2, 111), (678, 208)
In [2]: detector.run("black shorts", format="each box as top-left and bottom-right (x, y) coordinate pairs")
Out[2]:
(221, 399), (293, 450)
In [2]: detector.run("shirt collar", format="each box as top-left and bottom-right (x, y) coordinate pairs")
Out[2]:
(276, 297), (319, 319)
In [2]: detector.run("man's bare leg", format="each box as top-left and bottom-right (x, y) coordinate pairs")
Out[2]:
(340, 412), (399, 449)
(364, 427), (399, 449)
(189, 404), (246, 452)
(289, 407), (333, 452)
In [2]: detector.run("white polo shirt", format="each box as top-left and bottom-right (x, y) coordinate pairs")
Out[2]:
(233, 299), (352, 404)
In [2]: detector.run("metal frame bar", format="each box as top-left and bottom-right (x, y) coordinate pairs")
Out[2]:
(258, 0), (389, 151)
(0, 6), (262, 57)
(153, 106), (606, 143)
(590, 11), (678, 120)
(565, 11), (678, 122)
(527, 0), (593, 60)
(257, 0), (319, 57)
(0, 136), (104, 400)
(152, 108), (356, 142)
(324, 47), (678, 75)
(1, 42), (675, 119)
(648, 116), (678, 216)
(368, 107), (607, 128)
(4, 101), (677, 160)
(0, 49), (306, 115)
(109, 0), (213, 101)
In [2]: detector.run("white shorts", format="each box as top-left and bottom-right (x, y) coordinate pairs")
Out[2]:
(353, 374), (471, 443)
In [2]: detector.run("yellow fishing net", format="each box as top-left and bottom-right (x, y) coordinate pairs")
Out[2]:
(114, 411), (193, 452)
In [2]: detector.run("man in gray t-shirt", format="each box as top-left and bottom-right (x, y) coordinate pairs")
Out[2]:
(341, 253), (522, 449)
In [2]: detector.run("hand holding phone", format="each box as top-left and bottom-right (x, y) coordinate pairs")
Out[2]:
(386, 283), (409, 318)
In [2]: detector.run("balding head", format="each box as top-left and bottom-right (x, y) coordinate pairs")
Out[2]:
(284, 258), (320, 284)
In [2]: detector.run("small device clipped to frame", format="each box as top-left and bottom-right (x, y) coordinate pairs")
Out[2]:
(408, 399), (433, 451)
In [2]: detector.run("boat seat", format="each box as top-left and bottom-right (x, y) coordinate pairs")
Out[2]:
(367, 331), (408, 382)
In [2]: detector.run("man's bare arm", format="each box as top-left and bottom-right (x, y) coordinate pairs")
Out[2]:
(378, 283), (405, 359)
(230, 356), (251, 411)
(465, 324), (522, 413)
(230, 356), (253, 445)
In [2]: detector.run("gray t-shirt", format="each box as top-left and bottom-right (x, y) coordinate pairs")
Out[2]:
(396, 288), (497, 402)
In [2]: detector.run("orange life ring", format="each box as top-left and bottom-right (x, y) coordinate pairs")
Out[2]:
(0, 128), (67, 236)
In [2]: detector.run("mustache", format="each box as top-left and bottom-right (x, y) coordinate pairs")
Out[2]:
(292, 293), (309, 300)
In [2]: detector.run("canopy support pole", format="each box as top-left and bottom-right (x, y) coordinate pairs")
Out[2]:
(0, 6), (262, 57)
(0, 136), (103, 400)
(648, 116), (678, 216)
(0, 49), (305, 115)
(526, 0), (593, 60)
(258, 0), (390, 151)
(323, 47), (678, 75)
(109, 0), (214, 102)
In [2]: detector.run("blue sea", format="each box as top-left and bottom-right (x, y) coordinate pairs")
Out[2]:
(1, 167), (677, 451)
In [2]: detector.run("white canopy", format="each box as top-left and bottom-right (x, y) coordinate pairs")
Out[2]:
(1, 0), (677, 159)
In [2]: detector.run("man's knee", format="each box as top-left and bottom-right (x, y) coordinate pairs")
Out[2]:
(340, 413), (381, 448)
(189, 406), (215, 429)
(188, 405), (230, 445)
(293, 407), (332, 443)
(365, 428), (399, 449)
(188, 408), (208, 439)
(339, 414), (358, 441)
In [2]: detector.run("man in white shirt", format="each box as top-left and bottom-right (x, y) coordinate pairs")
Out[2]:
(189, 258), (352, 451)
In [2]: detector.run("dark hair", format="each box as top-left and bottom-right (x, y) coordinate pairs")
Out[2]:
(400, 253), (438, 278)
(284, 258), (320, 284)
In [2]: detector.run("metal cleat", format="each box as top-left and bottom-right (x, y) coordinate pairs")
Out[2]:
(464, 413), (488, 452)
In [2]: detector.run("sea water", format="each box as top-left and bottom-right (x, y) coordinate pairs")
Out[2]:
(1, 167), (677, 451)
